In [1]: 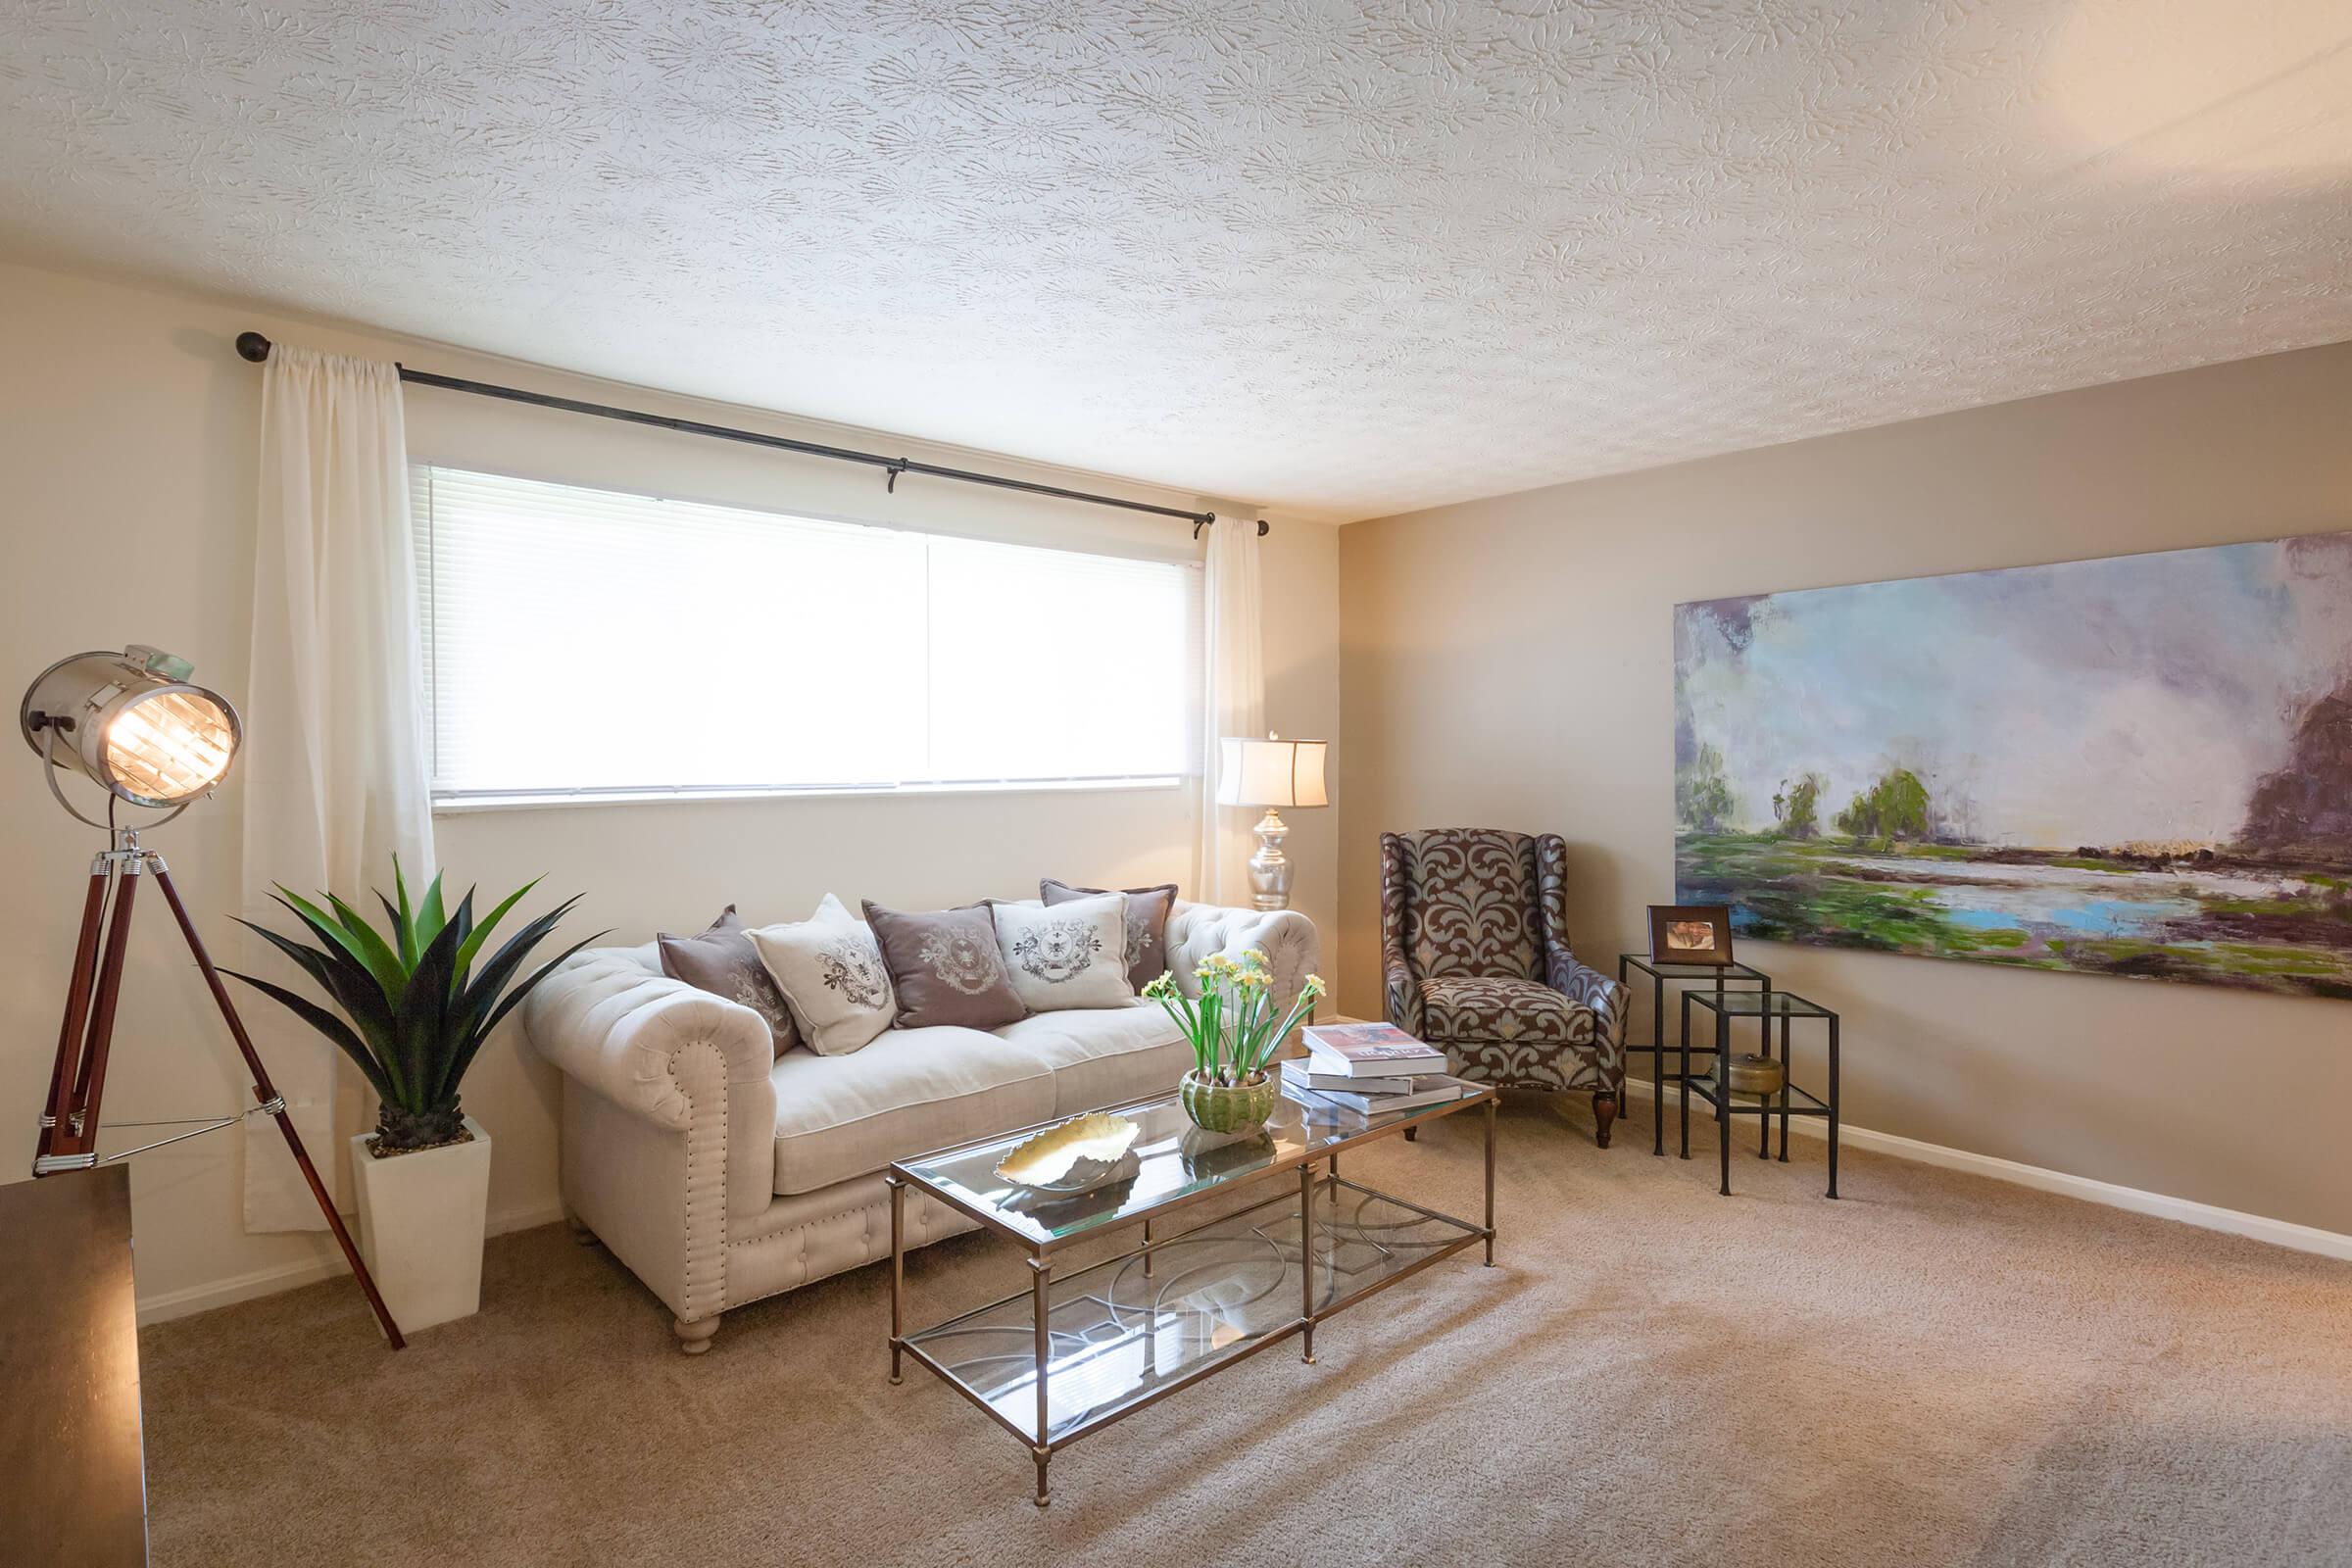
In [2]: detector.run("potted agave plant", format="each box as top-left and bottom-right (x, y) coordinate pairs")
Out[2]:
(227, 861), (592, 1335)
(1144, 951), (1326, 1135)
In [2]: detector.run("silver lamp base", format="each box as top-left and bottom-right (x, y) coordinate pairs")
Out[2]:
(1247, 808), (1293, 910)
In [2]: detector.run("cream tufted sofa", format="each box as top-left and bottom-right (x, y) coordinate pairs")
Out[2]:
(524, 899), (1317, 1352)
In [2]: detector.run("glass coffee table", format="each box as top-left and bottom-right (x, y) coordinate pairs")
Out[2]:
(885, 1082), (1498, 1506)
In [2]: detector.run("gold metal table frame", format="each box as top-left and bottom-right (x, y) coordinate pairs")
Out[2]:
(885, 1084), (1499, 1506)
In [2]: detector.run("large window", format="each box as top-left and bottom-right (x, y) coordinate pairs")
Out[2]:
(411, 466), (1201, 803)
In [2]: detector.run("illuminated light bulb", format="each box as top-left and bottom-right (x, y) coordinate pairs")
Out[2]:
(105, 692), (237, 800)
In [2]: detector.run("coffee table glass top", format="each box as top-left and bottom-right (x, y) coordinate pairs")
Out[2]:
(1684, 989), (1834, 1018)
(897, 1085), (1486, 1250)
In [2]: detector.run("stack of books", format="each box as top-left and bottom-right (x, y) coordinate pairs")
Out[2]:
(1281, 1022), (1463, 1113)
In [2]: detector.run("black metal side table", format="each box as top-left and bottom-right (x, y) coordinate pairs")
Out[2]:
(1677, 988), (1839, 1199)
(1616, 953), (1772, 1157)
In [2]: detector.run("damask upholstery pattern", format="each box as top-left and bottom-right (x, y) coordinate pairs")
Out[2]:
(1395, 828), (1543, 980)
(1419, 977), (1594, 1046)
(1381, 828), (1628, 1145)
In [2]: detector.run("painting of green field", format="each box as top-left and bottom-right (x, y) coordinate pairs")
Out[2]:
(1674, 532), (2352, 999)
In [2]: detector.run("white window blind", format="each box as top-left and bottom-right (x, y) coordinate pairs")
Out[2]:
(410, 466), (1201, 802)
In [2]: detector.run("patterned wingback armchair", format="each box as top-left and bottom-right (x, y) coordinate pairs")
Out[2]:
(1380, 829), (1630, 1147)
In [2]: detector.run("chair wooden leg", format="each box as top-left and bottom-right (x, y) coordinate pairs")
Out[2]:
(1592, 1090), (1618, 1149)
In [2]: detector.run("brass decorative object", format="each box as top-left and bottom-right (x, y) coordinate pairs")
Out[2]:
(1726, 1052), (1786, 1097)
(993, 1111), (1142, 1194)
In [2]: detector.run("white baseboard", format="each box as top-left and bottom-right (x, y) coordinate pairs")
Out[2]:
(134, 1200), (566, 1327)
(139, 1075), (2352, 1324)
(1617, 1076), (2352, 1263)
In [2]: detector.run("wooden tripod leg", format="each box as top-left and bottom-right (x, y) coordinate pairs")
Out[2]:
(65, 866), (140, 1158)
(40, 866), (113, 1162)
(148, 862), (407, 1350)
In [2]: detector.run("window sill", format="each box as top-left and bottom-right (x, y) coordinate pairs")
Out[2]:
(430, 776), (1188, 815)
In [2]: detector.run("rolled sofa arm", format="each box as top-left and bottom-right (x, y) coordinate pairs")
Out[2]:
(1164, 902), (1321, 1016)
(522, 950), (780, 1228)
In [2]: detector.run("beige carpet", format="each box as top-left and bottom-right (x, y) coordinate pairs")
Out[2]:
(141, 1098), (2352, 1567)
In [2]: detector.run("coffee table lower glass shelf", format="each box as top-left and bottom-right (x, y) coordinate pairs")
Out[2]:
(886, 1085), (1496, 1506)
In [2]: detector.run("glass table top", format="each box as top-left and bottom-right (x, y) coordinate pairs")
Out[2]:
(1683, 988), (1833, 1018)
(896, 1084), (1486, 1250)
(1619, 953), (1770, 981)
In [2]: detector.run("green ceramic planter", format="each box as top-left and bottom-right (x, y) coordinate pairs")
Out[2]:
(1180, 1069), (1278, 1135)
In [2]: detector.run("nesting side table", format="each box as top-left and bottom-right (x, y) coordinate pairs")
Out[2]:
(1616, 953), (1772, 1157)
(1679, 988), (1840, 1199)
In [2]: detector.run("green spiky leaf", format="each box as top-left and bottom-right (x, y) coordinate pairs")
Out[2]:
(391, 858), (418, 971)
(453, 878), (540, 987)
(220, 969), (397, 1103)
(416, 870), (450, 958)
(273, 888), (405, 1002)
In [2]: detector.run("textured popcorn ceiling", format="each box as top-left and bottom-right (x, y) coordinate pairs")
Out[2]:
(2, 1), (2348, 522)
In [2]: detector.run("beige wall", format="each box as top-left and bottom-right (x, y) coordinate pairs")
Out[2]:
(0, 259), (1339, 1315)
(1340, 342), (2352, 1236)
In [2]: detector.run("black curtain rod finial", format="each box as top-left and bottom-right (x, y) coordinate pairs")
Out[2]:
(235, 331), (271, 363)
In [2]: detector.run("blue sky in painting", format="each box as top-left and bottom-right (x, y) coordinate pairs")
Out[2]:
(1676, 532), (2352, 848)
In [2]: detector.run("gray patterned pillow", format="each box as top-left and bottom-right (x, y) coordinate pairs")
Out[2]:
(989, 893), (1132, 1012)
(1041, 879), (1178, 991)
(657, 905), (800, 1058)
(862, 901), (1025, 1031)
(747, 895), (897, 1056)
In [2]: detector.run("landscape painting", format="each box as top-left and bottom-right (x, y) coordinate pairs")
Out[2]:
(1674, 531), (2352, 999)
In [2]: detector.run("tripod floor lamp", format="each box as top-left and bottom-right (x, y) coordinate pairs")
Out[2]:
(23, 645), (405, 1348)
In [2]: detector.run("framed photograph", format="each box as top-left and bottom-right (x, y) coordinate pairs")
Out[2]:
(1648, 904), (1735, 966)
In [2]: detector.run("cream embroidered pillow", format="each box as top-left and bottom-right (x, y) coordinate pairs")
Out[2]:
(989, 893), (1132, 1012)
(749, 895), (897, 1055)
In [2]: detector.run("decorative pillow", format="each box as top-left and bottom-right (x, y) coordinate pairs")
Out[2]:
(1041, 878), (1178, 991)
(861, 901), (1025, 1031)
(989, 893), (1132, 1012)
(748, 895), (897, 1056)
(658, 905), (800, 1057)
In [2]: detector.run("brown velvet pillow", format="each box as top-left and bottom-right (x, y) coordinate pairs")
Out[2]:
(1041, 879), (1179, 992)
(861, 901), (1026, 1031)
(658, 905), (799, 1057)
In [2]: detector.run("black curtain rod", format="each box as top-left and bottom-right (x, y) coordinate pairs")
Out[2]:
(233, 331), (1264, 537)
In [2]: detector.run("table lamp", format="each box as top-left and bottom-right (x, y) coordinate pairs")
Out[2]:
(1215, 734), (1329, 910)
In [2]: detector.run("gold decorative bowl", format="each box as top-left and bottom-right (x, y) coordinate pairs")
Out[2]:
(993, 1111), (1142, 1194)
(1726, 1053), (1786, 1097)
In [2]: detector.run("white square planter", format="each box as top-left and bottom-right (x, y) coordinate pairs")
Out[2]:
(348, 1115), (492, 1338)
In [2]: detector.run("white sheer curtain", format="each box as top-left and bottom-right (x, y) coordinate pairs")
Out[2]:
(1197, 514), (1265, 906)
(240, 346), (435, 1231)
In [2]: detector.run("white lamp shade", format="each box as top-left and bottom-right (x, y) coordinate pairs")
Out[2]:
(1216, 737), (1328, 808)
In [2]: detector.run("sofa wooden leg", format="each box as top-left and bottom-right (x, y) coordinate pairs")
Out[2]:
(1402, 1125), (1417, 1143)
(673, 1314), (720, 1355)
(566, 1213), (598, 1247)
(1592, 1091), (1618, 1150)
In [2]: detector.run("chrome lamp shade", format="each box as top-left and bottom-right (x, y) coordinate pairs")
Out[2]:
(20, 646), (242, 808)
